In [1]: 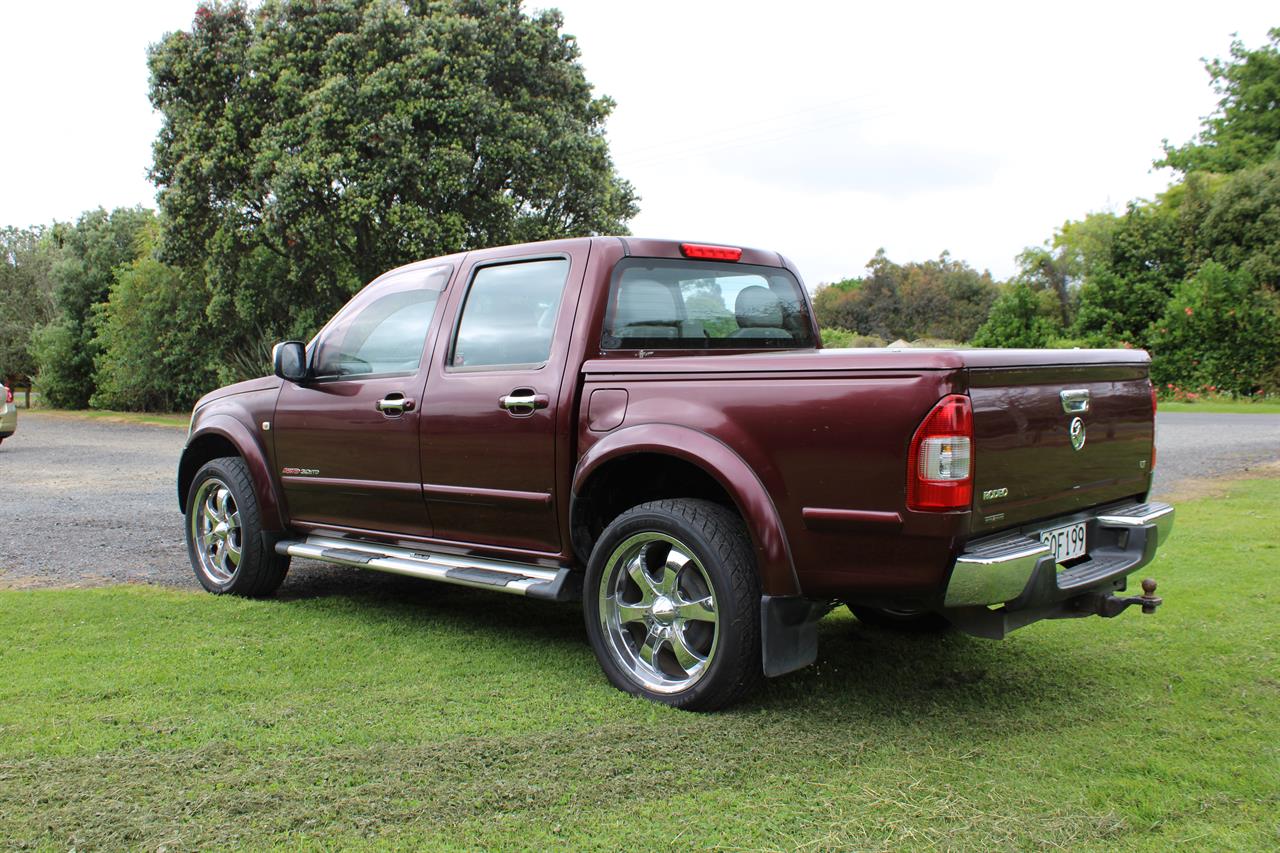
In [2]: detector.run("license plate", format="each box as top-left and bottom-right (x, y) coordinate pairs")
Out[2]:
(1041, 522), (1087, 563)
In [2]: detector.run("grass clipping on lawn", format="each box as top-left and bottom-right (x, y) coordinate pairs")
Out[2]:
(1, 480), (1277, 850)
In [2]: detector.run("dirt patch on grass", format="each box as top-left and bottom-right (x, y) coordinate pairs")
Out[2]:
(0, 573), (149, 591)
(1159, 459), (1280, 503)
(22, 409), (188, 429)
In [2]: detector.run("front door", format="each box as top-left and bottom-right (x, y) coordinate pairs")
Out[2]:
(273, 262), (453, 537)
(418, 248), (587, 554)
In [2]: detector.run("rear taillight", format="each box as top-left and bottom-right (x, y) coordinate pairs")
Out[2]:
(1149, 381), (1157, 472)
(3, 386), (11, 404)
(907, 394), (973, 511)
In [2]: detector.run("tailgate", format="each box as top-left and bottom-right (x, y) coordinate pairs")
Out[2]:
(968, 363), (1154, 535)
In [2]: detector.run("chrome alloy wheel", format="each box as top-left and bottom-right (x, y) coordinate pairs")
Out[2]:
(191, 477), (243, 584)
(598, 532), (719, 694)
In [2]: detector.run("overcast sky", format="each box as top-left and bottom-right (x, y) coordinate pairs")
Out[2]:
(1, 1), (1274, 284)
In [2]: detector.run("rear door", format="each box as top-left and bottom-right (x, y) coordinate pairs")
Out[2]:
(272, 263), (453, 537)
(417, 246), (588, 554)
(968, 363), (1155, 535)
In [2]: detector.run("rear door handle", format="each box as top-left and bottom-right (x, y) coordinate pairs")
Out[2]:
(376, 395), (415, 416)
(499, 390), (549, 416)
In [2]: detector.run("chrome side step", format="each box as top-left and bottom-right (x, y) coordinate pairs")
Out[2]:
(275, 535), (580, 601)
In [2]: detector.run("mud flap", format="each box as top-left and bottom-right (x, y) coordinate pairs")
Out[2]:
(761, 596), (828, 677)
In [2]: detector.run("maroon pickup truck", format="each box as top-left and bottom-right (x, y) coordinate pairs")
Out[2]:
(180, 237), (1173, 710)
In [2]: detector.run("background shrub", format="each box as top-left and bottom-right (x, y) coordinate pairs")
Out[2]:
(970, 281), (1062, 348)
(819, 328), (886, 348)
(1148, 261), (1280, 395)
(91, 239), (217, 411)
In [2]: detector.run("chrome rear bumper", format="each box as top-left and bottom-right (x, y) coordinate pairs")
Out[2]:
(945, 501), (1174, 608)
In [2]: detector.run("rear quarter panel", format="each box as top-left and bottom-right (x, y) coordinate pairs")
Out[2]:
(578, 365), (967, 598)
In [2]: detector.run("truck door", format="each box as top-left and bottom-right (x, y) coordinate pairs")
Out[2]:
(418, 246), (588, 554)
(272, 262), (454, 537)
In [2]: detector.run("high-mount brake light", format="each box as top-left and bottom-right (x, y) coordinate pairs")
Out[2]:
(680, 243), (742, 261)
(906, 394), (973, 512)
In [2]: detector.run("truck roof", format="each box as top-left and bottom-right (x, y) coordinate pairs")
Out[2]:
(419, 234), (793, 267)
(375, 236), (797, 287)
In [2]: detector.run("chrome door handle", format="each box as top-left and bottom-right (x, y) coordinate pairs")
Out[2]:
(375, 396), (415, 416)
(499, 391), (548, 415)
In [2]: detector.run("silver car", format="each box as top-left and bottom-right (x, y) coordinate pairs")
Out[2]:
(0, 382), (16, 445)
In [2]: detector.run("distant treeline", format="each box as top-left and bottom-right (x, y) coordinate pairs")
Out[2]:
(816, 29), (1280, 398)
(1, 12), (1278, 410)
(0, 0), (635, 410)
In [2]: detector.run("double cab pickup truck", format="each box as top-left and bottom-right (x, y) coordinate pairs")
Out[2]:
(180, 237), (1173, 710)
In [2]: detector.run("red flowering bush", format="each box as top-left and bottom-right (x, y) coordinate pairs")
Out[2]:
(1149, 262), (1280, 396)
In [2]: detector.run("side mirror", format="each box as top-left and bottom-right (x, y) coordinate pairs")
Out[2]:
(272, 341), (309, 383)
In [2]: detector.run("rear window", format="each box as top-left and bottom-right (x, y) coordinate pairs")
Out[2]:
(602, 258), (815, 350)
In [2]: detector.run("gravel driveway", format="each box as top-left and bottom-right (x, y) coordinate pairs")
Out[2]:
(0, 414), (360, 592)
(1, 410), (1277, 589)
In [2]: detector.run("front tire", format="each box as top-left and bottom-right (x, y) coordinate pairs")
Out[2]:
(584, 499), (762, 711)
(185, 456), (289, 596)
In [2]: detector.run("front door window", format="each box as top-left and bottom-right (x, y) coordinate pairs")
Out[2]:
(311, 266), (449, 377)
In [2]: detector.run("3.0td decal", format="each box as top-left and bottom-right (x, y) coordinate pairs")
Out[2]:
(281, 467), (320, 476)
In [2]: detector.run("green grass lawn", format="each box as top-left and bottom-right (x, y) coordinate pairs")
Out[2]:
(1158, 398), (1280, 414)
(2, 482), (1277, 850)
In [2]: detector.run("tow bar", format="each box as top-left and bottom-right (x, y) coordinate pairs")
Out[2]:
(1094, 578), (1163, 618)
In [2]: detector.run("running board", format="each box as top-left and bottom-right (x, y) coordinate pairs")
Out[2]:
(275, 535), (580, 601)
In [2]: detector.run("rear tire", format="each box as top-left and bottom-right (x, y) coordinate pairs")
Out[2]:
(584, 499), (762, 712)
(848, 605), (951, 633)
(185, 456), (289, 597)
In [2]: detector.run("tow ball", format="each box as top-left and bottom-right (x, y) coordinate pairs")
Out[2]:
(1093, 578), (1163, 618)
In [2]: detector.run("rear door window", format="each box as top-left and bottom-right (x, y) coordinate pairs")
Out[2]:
(602, 258), (815, 349)
(450, 258), (571, 369)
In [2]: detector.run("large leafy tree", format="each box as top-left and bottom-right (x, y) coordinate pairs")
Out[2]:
(1070, 201), (1188, 348)
(896, 252), (999, 342)
(1193, 159), (1280, 287)
(1159, 28), (1280, 174)
(1011, 245), (1073, 327)
(148, 0), (638, 360)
